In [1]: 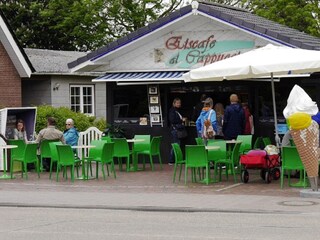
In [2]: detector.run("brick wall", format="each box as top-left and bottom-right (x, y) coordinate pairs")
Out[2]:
(0, 42), (22, 107)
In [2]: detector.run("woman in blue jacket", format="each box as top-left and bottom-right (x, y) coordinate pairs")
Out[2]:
(63, 118), (79, 146)
(196, 97), (217, 143)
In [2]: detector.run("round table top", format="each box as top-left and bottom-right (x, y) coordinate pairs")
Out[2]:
(71, 145), (96, 149)
(225, 140), (242, 144)
(0, 145), (18, 149)
(205, 145), (221, 150)
(127, 139), (145, 143)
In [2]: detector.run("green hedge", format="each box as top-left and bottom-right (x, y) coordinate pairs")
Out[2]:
(35, 105), (107, 133)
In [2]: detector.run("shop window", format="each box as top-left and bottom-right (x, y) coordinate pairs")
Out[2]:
(70, 85), (95, 115)
(113, 86), (148, 118)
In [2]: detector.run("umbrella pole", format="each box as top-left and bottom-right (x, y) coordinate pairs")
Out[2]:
(271, 73), (280, 148)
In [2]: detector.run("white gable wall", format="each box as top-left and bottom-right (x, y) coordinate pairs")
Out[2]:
(93, 13), (276, 72)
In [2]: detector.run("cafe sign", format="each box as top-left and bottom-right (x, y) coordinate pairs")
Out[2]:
(164, 34), (254, 68)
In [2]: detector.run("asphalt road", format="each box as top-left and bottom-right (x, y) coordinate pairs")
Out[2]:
(1, 165), (320, 239)
(1, 206), (319, 240)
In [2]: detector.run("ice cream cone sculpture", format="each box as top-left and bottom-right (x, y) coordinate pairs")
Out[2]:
(288, 113), (319, 191)
(283, 85), (319, 191)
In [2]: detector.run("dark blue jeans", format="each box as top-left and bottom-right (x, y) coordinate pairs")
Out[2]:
(169, 129), (181, 163)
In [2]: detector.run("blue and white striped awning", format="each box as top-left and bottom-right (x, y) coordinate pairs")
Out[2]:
(92, 71), (187, 82)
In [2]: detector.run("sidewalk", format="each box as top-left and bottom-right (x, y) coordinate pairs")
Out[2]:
(0, 164), (319, 214)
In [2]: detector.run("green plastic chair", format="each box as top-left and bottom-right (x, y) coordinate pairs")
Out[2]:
(133, 135), (151, 152)
(207, 140), (227, 163)
(39, 139), (60, 171)
(112, 138), (132, 171)
(8, 139), (26, 172)
(289, 138), (295, 146)
(185, 145), (209, 185)
(56, 145), (76, 182)
(214, 142), (241, 183)
(136, 136), (162, 171)
(207, 139), (224, 144)
(171, 143), (185, 183)
(84, 140), (106, 176)
(10, 143), (40, 179)
(262, 137), (272, 147)
(236, 135), (252, 154)
(86, 142), (116, 180)
(132, 135), (151, 167)
(195, 137), (204, 145)
(87, 140), (105, 158)
(101, 135), (112, 142)
(253, 137), (263, 149)
(8, 139), (26, 158)
(48, 142), (64, 179)
(280, 146), (306, 188)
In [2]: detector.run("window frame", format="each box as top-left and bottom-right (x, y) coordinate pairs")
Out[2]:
(70, 85), (95, 116)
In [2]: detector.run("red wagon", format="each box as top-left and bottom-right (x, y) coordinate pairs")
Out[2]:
(240, 150), (280, 184)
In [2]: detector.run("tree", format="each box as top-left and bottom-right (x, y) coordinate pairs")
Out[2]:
(241, 0), (320, 37)
(0, 0), (183, 51)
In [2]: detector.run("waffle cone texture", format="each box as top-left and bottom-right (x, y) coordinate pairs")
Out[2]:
(290, 120), (319, 177)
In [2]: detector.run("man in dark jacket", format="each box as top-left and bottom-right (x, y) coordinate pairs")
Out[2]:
(222, 94), (245, 140)
(168, 98), (184, 164)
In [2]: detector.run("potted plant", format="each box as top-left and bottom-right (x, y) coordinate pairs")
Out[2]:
(104, 124), (125, 138)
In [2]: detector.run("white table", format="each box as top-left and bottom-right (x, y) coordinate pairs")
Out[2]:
(71, 145), (96, 180)
(126, 139), (145, 143)
(205, 146), (221, 150)
(0, 145), (18, 179)
(225, 140), (242, 156)
(225, 140), (242, 144)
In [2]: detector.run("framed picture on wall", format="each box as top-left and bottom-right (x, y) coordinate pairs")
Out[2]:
(139, 117), (148, 125)
(149, 86), (158, 94)
(150, 115), (160, 123)
(149, 96), (159, 104)
(150, 105), (160, 114)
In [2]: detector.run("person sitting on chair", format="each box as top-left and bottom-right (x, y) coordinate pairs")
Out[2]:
(35, 117), (65, 171)
(13, 119), (28, 142)
(63, 118), (79, 147)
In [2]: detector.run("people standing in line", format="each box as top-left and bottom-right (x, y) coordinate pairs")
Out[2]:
(35, 117), (65, 171)
(242, 102), (254, 135)
(191, 94), (207, 122)
(63, 118), (79, 147)
(196, 97), (217, 144)
(214, 103), (224, 139)
(13, 119), (28, 142)
(168, 98), (185, 165)
(222, 94), (245, 140)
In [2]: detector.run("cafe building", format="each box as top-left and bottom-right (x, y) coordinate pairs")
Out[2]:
(68, 1), (320, 159)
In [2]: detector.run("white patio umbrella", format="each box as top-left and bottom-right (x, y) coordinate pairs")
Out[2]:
(183, 44), (320, 146)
